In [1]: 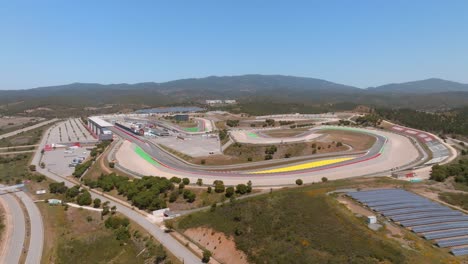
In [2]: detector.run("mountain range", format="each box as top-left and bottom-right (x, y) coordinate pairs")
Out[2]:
(1, 75), (468, 115)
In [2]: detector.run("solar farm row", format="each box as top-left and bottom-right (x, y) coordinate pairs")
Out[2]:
(348, 189), (468, 256)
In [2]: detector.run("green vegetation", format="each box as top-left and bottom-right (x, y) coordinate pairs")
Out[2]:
(38, 204), (175, 264)
(0, 153), (33, 184)
(430, 159), (468, 183)
(176, 182), (453, 264)
(84, 173), (176, 211)
(439, 192), (468, 210)
(377, 107), (468, 136)
(226, 119), (239, 127)
(0, 126), (44, 147)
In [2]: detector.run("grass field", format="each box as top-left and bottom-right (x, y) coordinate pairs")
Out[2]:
(0, 153), (32, 184)
(39, 204), (180, 264)
(439, 192), (468, 210)
(0, 125), (44, 147)
(184, 127), (199, 132)
(175, 179), (457, 264)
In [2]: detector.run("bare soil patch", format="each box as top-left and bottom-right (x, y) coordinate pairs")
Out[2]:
(184, 227), (248, 264)
(317, 129), (376, 151)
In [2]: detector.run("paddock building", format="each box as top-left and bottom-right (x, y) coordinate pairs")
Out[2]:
(87, 116), (114, 140)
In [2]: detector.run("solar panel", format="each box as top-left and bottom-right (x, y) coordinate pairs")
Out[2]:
(413, 222), (468, 233)
(437, 238), (468, 248)
(392, 211), (463, 221)
(383, 208), (451, 217)
(366, 199), (429, 207)
(372, 202), (435, 211)
(400, 216), (468, 227)
(451, 247), (468, 256)
(424, 229), (468, 240)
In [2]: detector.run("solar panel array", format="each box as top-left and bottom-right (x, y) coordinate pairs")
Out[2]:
(347, 189), (468, 256)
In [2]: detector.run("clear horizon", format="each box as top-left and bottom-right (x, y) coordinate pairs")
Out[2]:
(1, 1), (468, 90)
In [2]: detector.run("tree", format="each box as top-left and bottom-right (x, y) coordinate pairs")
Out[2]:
(296, 179), (303, 185)
(214, 180), (225, 193)
(29, 165), (36, 171)
(183, 190), (196, 203)
(170, 177), (181, 183)
(202, 250), (212, 263)
(236, 184), (248, 194)
(207, 186), (212, 193)
(65, 186), (80, 199)
(336, 142), (343, 147)
(182, 178), (190, 185)
(196, 178), (203, 186)
(40, 162), (45, 168)
(93, 198), (101, 208)
(321, 177), (328, 183)
(77, 190), (92, 206)
(108, 162), (115, 168)
(49, 182), (68, 194)
(225, 187), (235, 197)
(169, 191), (179, 203)
(246, 180), (252, 193)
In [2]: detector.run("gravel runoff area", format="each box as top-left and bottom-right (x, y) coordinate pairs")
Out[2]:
(46, 118), (95, 145)
(113, 128), (423, 186)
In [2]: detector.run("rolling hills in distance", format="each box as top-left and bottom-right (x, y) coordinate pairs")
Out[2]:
(1, 74), (468, 115)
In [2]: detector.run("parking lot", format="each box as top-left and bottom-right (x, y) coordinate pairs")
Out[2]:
(46, 118), (96, 145)
(41, 147), (90, 177)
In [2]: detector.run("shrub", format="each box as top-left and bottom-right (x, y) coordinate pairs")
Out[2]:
(182, 178), (190, 185)
(321, 177), (328, 182)
(225, 187), (235, 197)
(296, 179), (303, 185)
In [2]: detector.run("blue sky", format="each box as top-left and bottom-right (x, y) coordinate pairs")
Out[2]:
(1, 0), (467, 89)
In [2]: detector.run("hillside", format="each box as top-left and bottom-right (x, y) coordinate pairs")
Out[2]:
(1, 75), (468, 116)
(369, 78), (468, 94)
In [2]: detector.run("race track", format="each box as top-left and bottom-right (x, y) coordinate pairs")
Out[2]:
(111, 125), (426, 186)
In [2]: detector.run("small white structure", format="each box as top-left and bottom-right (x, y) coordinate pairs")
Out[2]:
(35, 190), (47, 195)
(367, 215), (377, 224)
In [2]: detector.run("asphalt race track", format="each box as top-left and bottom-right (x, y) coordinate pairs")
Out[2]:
(110, 125), (425, 186)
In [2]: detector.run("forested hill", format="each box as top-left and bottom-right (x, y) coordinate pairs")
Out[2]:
(1, 75), (468, 116)
(376, 107), (468, 136)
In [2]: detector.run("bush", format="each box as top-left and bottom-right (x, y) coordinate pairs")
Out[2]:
(65, 186), (80, 199)
(93, 198), (101, 208)
(49, 182), (68, 194)
(77, 190), (92, 206)
(336, 142), (343, 147)
(29, 165), (36, 171)
(214, 180), (225, 193)
(169, 191), (179, 203)
(322, 177), (328, 182)
(170, 177), (181, 183)
(207, 186), (212, 193)
(236, 184), (248, 194)
(105, 216), (130, 229)
(296, 179), (303, 185)
(182, 178), (190, 185)
(108, 162), (115, 168)
(196, 178), (203, 186)
(202, 250), (212, 263)
(225, 187), (235, 197)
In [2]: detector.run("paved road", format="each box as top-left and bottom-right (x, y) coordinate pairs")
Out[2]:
(32, 125), (203, 264)
(0, 192), (26, 264)
(0, 118), (58, 140)
(16, 191), (44, 264)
